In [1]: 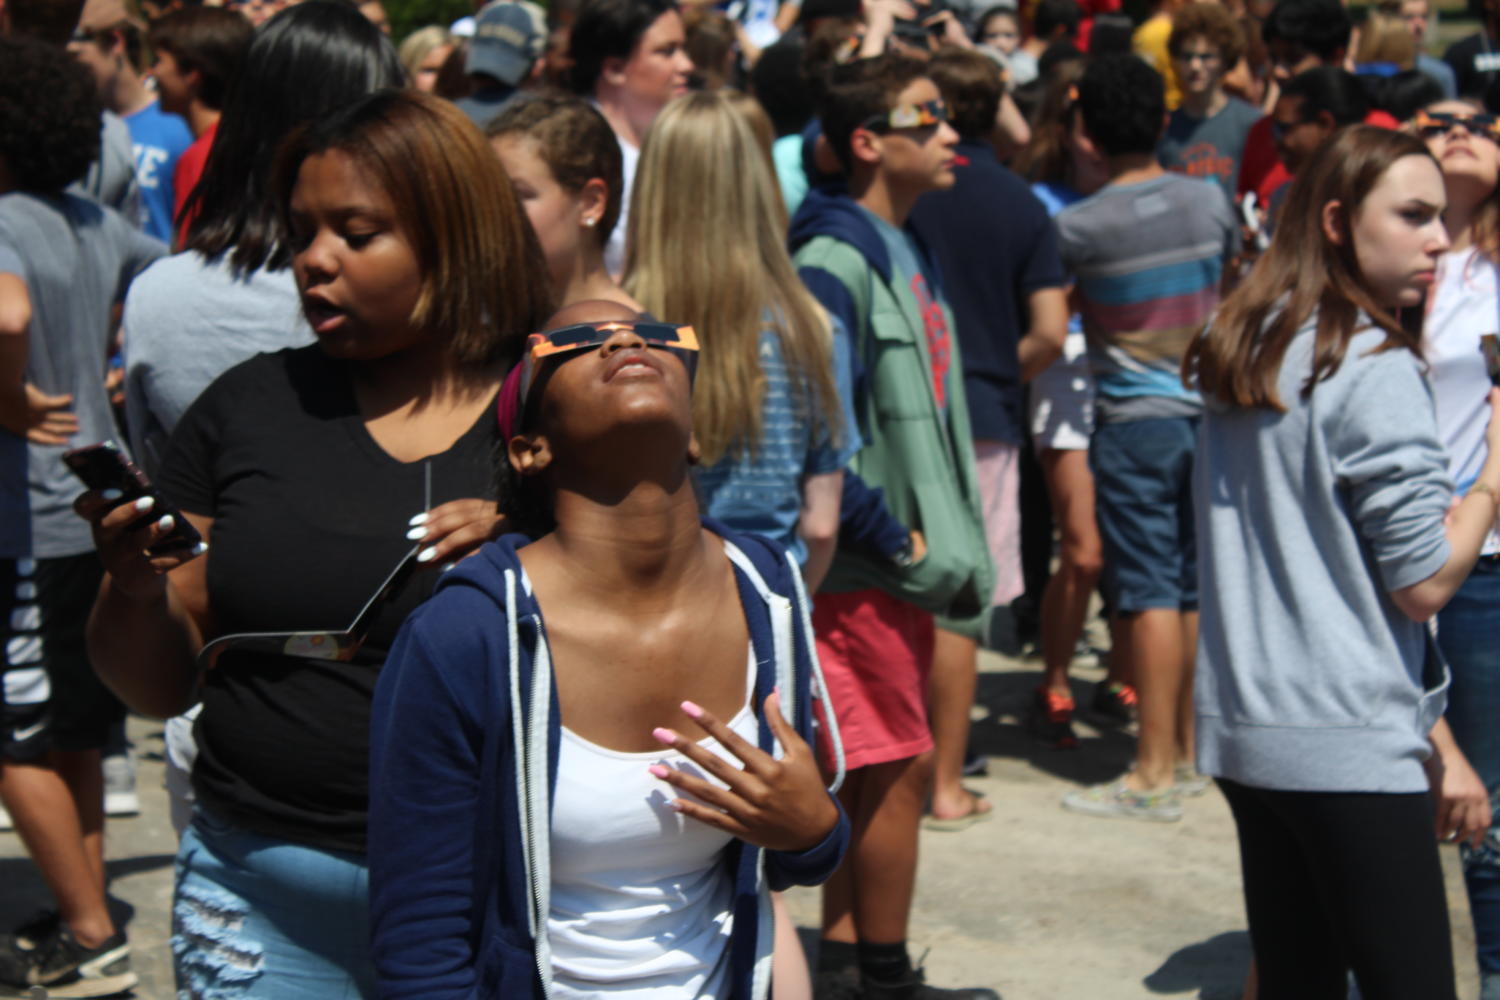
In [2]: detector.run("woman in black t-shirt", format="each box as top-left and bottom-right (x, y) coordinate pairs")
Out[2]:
(77, 91), (551, 998)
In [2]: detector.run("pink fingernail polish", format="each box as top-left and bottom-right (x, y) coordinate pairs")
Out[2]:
(652, 727), (677, 744)
(680, 700), (703, 719)
(647, 764), (670, 779)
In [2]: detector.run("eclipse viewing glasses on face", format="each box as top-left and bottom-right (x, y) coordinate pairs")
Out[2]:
(1410, 108), (1500, 142)
(497, 321), (701, 440)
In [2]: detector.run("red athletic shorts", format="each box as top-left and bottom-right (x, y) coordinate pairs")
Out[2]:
(813, 588), (934, 772)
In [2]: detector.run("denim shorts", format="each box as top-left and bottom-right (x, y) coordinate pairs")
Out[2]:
(174, 810), (376, 999)
(1090, 416), (1199, 613)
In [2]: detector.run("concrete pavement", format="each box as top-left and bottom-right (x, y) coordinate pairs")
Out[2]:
(0, 645), (1480, 999)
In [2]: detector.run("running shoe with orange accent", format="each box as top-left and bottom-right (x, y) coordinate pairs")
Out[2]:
(1090, 681), (1138, 726)
(1028, 685), (1079, 749)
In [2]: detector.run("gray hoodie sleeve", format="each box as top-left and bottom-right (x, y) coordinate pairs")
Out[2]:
(1330, 346), (1453, 592)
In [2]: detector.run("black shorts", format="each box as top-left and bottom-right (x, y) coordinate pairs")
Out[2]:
(0, 553), (123, 761)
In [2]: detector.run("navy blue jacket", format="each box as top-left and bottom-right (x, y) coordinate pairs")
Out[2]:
(368, 522), (849, 999)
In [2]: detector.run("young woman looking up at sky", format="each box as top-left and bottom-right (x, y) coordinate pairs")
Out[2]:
(367, 299), (848, 999)
(1413, 97), (1500, 997)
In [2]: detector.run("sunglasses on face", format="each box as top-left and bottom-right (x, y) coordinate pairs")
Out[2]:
(1173, 50), (1221, 65)
(859, 99), (949, 134)
(1410, 109), (1500, 142)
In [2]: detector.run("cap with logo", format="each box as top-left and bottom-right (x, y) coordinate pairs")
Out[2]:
(466, 0), (546, 86)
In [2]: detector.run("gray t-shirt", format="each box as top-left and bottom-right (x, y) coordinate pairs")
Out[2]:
(123, 252), (314, 477)
(67, 111), (144, 230)
(1194, 321), (1453, 793)
(1157, 96), (1261, 205)
(0, 192), (166, 558)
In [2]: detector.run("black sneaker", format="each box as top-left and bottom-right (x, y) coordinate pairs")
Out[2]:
(862, 965), (1001, 1000)
(1089, 681), (1138, 726)
(0, 922), (137, 998)
(1027, 686), (1079, 750)
(814, 967), (864, 1000)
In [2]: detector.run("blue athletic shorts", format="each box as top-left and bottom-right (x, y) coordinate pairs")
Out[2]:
(1089, 416), (1199, 614)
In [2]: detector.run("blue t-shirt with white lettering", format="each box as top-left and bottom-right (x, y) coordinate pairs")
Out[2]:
(123, 101), (193, 244)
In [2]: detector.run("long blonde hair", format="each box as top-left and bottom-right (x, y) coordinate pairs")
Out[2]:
(626, 92), (842, 465)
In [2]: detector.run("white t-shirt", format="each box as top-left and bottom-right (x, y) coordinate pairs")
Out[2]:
(604, 134), (639, 280)
(1425, 247), (1500, 554)
(548, 649), (759, 999)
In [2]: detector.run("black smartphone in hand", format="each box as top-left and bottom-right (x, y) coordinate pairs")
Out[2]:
(63, 441), (203, 556)
(1482, 335), (1500, 388)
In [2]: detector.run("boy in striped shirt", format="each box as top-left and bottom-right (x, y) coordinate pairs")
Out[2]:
(1055, 54), (1238, 823)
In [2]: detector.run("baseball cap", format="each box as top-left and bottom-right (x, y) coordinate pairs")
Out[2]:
(467, 1), (546, 86)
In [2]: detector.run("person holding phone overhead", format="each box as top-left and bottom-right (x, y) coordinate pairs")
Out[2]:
(75, 91), (551, 998)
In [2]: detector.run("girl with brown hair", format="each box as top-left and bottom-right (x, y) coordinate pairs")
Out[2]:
(1188, 123), (1500, 998)
(76, 90), (551, 997)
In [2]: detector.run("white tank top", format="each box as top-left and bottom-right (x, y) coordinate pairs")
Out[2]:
(548, 647), (759, 999)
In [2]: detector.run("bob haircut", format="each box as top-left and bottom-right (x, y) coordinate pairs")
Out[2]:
(272, 90), (554, 371)
(487, 93), (624, 248)
(181, 1), (404, 275)
(567, 0), (677, 96)
(1186, 125), (1434, 411)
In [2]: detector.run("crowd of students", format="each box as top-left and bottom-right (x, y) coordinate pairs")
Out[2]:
(0, 0), (1498, 997)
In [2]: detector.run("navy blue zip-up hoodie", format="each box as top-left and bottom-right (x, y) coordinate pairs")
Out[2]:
(368, 521), (849, 999)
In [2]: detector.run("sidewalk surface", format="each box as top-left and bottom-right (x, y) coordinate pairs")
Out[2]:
(0, 645), (1480, 999)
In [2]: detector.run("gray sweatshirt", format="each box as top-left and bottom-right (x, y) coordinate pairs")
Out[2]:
(1194, 320), (1453, 793)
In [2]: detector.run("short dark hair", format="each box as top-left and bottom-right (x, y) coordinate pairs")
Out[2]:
(1262, 0), (1351, 62)
(819, 52), (929, 174)
(1034, 0), (1081, 41)
(181, 1), (404, 274)
(926, 47), (1001, 141)
(489, 93), (624, 248)
(1077, 53), (1164, 157)
(1371, 68), (1443, 121)
(750, 37), (814, 137)
(0, 35), (100, 192)
(5, 0), (86, 46)
(567, 0), (677, 95)
(147, 6), (254, 111)
(1281, 65), (1368, 127)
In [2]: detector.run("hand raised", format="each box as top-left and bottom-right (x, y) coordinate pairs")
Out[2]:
(649, 690), (840, 854)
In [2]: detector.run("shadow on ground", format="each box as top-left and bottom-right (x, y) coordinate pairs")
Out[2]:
(0, 854), (172, 932)
(1144, 931), (1251, 999)
(969, 669), (1138, 787)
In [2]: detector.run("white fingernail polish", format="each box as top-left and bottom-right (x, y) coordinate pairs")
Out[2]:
(440, 562), (456, 573)
(416, 546), (437, 563)
(406, 526), (427, 540)
(408, 512), (429, 526)
(134, 496), (155, 512)
(157, 515), (174, 531)
(191, 542), (208, 556)
(100, 488), (122, 501)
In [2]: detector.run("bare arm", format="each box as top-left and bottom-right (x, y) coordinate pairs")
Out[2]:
(82, 498), (213, 719)
(1018, 286), (1067, 383)
(798, 470), (843, 592)
(994, 91), (1031, 150)
(1391, 388), (1500, 621)
(0, 273), (77, 445)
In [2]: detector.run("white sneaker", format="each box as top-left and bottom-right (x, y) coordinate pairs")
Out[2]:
(101, 753), (138, 818)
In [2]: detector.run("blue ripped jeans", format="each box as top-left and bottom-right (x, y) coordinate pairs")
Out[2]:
(1438, 555), (1500, 981)
(173, 810), (376, 999)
